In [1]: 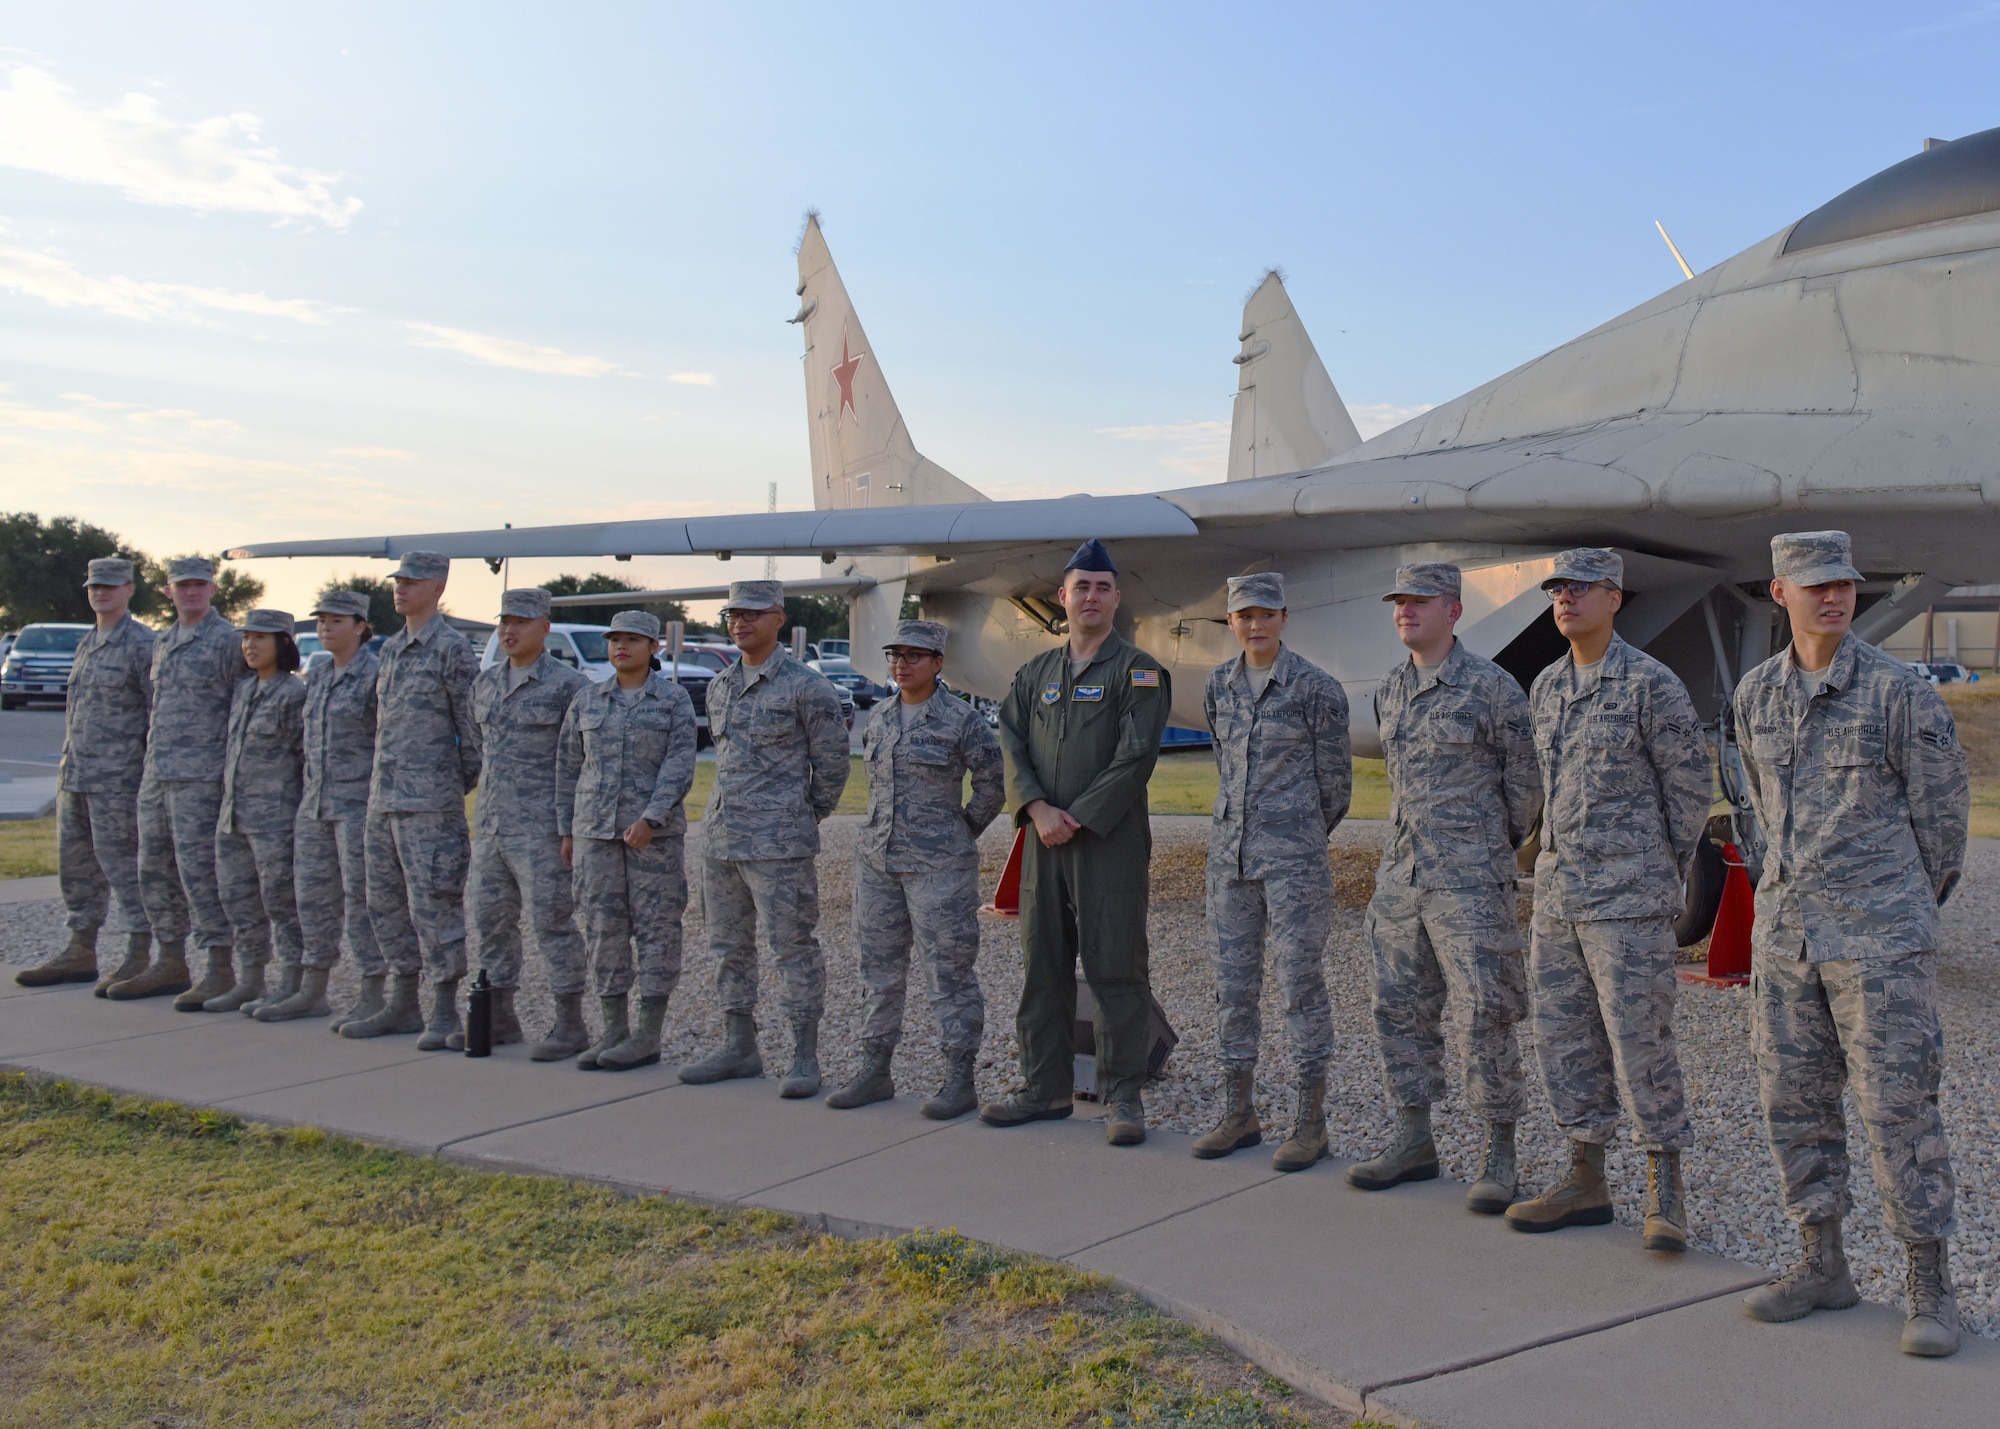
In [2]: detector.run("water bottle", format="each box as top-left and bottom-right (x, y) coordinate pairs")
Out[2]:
(465, 969), (492, 1058)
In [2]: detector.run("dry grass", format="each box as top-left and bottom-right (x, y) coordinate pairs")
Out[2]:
(0, 816), (55, 879)
(0, 1074), (1348, 1429)
(1145, 753), (1390, 821)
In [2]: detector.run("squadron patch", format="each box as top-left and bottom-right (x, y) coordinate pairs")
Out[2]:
(1073, 685), (1104, 702)
(1042, 682), (1062, 705)
(1131, 669), (1160, 688)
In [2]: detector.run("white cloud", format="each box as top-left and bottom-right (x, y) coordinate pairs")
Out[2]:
(1097, 418), (1230, 478)
(667, 371), (717, 387)
(0, 64), (361, 227)
(0, 244), (345, 325)
(403, 322), (625, 377)
(0, 401), (105, 433)
(331, 446), (416, 461)
(125, 408), (243, 434)
(1347, 402), (1434, 439)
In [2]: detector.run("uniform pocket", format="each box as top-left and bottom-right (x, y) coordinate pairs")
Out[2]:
(1583, 712), (1638, 748)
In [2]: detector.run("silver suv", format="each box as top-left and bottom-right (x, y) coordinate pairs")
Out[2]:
(1, 623), (92, 710)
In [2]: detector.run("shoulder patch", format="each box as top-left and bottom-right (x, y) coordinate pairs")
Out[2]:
(1131, 668), (1160, 688)
(1041, 681), (1062, 705)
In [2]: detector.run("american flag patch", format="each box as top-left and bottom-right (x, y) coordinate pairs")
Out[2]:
(1130, 669), (1160, 688)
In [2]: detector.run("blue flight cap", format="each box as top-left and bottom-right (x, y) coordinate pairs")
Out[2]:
(1063, 538), (1118, 575)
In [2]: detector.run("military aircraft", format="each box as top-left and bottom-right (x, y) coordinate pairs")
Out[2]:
(232, 126), (2000, 907)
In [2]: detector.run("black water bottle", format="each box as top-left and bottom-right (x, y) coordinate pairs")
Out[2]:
(465, 969), (493, 1058)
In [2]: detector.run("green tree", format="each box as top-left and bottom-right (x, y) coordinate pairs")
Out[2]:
(144, 555), (265, 623)
(319, 574), (403, 636)
(539, 572), (686, 625)
(0, 512), (151, 627)
(783, 594), (848, 646)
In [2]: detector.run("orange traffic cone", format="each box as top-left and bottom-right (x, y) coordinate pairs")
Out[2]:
(981, 826), (1026, 919)
(1680, 842), (1753, 987)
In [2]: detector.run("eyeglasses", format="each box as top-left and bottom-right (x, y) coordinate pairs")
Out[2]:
(885, 650), (937, 665)
(1545, 581), (1603, 601)
(723, 610), (778, 625)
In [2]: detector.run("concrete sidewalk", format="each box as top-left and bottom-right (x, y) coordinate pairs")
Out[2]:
(2, 978), (1994, 1426)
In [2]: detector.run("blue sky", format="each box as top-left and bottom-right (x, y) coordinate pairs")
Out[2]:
(2, 2), (1996, 619)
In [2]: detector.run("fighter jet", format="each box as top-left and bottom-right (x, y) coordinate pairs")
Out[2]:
(232, 127), (2000, 875)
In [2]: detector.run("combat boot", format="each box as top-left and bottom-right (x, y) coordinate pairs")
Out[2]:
(1505, 1138), (1614, 1233)
(825, 1039), (896, 1109)
(172, 946), (236, 1010)
(106, 939), (190, 1000)
(415, 978), (462, 1051)
(1272, 1070), (1329, 1172)
(205, 961), (267, 1013)
(778, 1020), (821, 1098)
(1902, 1238), (1961, 1357)
(530, 991), (589, 1061)
(1467, 1121), (1519, 1214)
(491, 987), (523, 1046)
(340, 972), (423, 1038)
(921, 1048), (979, 1120)
(1192, 1062), (1262, 1160)
(95, 933), (151, 997)
(16, 927), (98, 986)
(679, 1010), (762, 1083)
(329, 974), (386, 1034)
(598, 996), (669, 1071)
(255, 966), (331, 1021)
(1106, 1093), (1146, 1146)
(229, 961), (293, 1015)
(578, 995), (629, 1069)
(1641, 1149), (1688, 1251)
(1346, 1106), (1439, 1191)
(1743, 1219), (1860, 1323)
(979, 1092), (1073, 1126)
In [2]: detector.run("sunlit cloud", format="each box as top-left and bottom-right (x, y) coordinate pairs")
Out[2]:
(0, 63), (362, 227)
(1097, 418), (1231, 478)
(1348, 402), (1434, 439)
(331, 446), (417, 461)
(402, 322), (626, 377)
(0, 401), (105, 433)
(0, 244), (345, 325)
(667, 371), (717, 386)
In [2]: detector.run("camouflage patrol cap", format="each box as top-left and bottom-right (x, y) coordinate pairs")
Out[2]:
(1542, 548), (1623, 589)
(607, 610), (663, 640)
(1382, 562), (1461, 601)
(1771, 530), (1864, 586)
(309, 589), (370, 619)
(166, 555), (216, 583)
(238, 608), (295, 635)
(388, 551), (450, 582)
(1226, 572), (1287, 612)
(84, 557), (134, 587)
(720, 579), (784, 614)
(498, 587), (553, 620)
(884, 619), (948, 654)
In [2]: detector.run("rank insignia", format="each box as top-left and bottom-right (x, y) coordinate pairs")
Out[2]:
(1042, 682), (1062, 705)
(1073, 685), (1104, 702)
(1131, 669), (1160, 688)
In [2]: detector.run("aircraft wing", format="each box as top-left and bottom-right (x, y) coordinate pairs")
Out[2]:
(546, 575), (874, 606)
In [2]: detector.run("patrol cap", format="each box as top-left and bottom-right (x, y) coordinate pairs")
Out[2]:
(1063, 538), (1118, 575)
(884, 619), (948, 654)
(720, 579), (784, 614)
(607, 610), (663, 640)
(166, 555), (216, 583)
(1771, 530), (1864, 586)
(1541, 548), (1623, 590)
(1226, 572), (1287, 612)
(239, 608), (294, 635)
(498, 587), (553, 620)
(309, 589), (370, 619)
(388, 551), (450, 582)
(84, 557), (134, 587)
(1382, 562), (1461, 601)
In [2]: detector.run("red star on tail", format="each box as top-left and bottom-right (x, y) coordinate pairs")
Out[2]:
(832, 335), (865, 425)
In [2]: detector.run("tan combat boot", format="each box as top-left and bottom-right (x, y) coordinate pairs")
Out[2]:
(255, 966), (331, 1021)
(1272, 1070), (1329, 1172)
(173, 946), (236, 1011)
(206, 960), (270, 1014)
(95, 933), (151, 997)
(1743, 1218), (1860, 1323)
(679, 1009), (761, 1082)
(1902, 1238), (1961, 1357)
(1346, 1106), (1438, 1191)
(530, 991), (590, 1061)
(1105, 1093), (1146, 1147)
(599, 996), (670, 1071)
(105, 938), (192, 1000)
(1466, 1121), (1519, 1214)
(415, 978), (462, 1051)
(329, 974), (386, 1034)
(16, 928), (98, 987)
(339, 972), (423, 1038)
(1641, 1149), (1688, 1251)
(1505, 1138), (1613, 1233)
(921, 1049), (979, 1120)
(1192, 1062), (1262, 1160)
(778, 1020), (821, 1098)
(825, 1038), (896, 1108)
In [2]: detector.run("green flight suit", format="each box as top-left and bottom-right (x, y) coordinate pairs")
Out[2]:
(997, 629), (1172, 1106)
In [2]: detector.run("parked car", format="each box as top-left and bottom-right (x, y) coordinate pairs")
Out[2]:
(1, 622), (91, 709)
(1909, 661), (1981, 685)
(816, 639), (850, 660)
(807, 656), (888, 709)
(478, 623), (719, 744)
(676, 643), (740, 673)
(297, 631), (386, 674)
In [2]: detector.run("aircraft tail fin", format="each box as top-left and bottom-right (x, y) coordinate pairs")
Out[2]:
(793, 214), (987, 511)
(1226, 270), (1361, 481)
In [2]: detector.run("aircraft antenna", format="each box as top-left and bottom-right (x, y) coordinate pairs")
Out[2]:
(1655, 221), (1694, 281)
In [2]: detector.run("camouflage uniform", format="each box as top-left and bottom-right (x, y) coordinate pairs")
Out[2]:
(56, 602), (154, 939)
(138, 605), (247, 949)
(1205, 644), (1351, 1074)
(366, 610), (482, 983)
(296, 636), (381, 974)
(557, 669), (699, 999)
(854, 682), (1006, 1052)
(216, 670), (307, 973)
(1368, 637), (1540, 1120)
(700, 644), (850, 1023)
(1529, 631), (1710, 1150)
(470, 648), (588, 993)
(1737, 629), (1967, 1241)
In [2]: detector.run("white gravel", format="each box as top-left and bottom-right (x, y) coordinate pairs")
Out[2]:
(6, 817), (1997, 1337)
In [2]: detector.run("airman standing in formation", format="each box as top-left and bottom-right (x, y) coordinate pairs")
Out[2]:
(1193, 572), (1351, 1170)
(985, 540), (1171, 1147)
(464, 588), (589, 1053)
(557, 610), (698, 1070)
(20, 559), (156, 990)
(346, 552), (482, 1047)
(681, 581), (850, 1096)
(1350, 563), (1540, 1213)
(828, 619), (1006, 1119)
(1735, 531), (1970, 1357)
(283, 589), (381, 1027)
(207, 609), (307, 1015)
(1506, 549), (1710, 1252)
(115, 556), (248, 1003)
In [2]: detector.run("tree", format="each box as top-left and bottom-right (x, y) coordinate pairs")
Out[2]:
(144, 555), (265, 622)
(540, 572), (686, 625)
(0, 512), (150, 627)
(784, 594), (848, 647)
(320, 574), (403, 635)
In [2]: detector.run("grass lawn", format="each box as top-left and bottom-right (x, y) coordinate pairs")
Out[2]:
(0, 816), (56, 879)
(0, 1074), (1351, 1428)
(1147, 752), (1389, 820)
